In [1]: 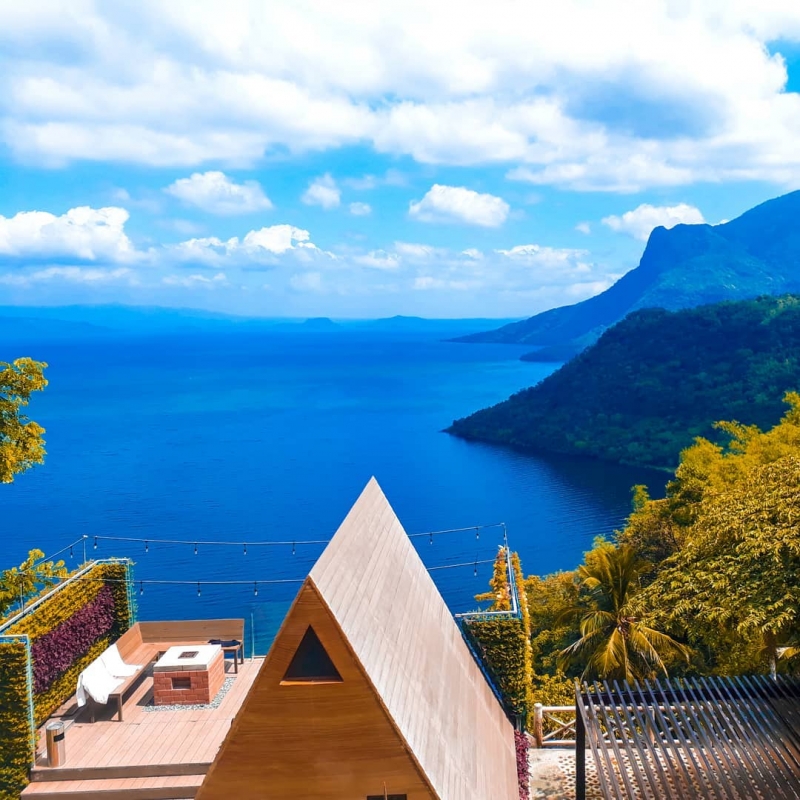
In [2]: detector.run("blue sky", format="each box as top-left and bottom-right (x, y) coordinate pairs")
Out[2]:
(1, 2), (800, 319)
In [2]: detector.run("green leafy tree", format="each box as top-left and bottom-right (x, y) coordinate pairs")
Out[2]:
(0, 358), (48, 483)
(558, 542), (689, 681)
(0, 549), (67, 618)
(641, 455), (800, 678)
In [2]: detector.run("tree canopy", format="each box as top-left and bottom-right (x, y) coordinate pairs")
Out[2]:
(0, 358), (48, 483)
(449, 294), (800, 469)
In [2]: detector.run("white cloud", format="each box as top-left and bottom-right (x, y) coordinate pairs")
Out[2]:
(409, 184), (509, 227)
(0, 266), (134, 286)
(349, 202), (372, 216)
(290, 271), (323, 292)
(170, 224), (321, 266)
(575, 222), (591, 235)
(393, 242), (444, 260)
(3, 4), (800, 187)
(461, 248), (483, 259)
(0, 206), (139, 262)
(162, 271), (227, 287)
(302, 174), (341, 209)
(164, 171), (272, 215)
(344, 170), (406, 190)
(602, 203), (706, 241)
(355, 250), (401, 270)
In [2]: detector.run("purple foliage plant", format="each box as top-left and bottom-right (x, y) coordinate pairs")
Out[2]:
(31, 585), (117, 694)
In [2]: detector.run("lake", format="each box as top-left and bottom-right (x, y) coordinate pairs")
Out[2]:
(1, 324), (664, 651)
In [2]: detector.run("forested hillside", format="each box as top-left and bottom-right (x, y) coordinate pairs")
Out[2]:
(448, 295), (800, 469)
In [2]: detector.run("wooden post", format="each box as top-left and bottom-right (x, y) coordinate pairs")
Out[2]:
(533, 703), (543, 748)
(576, 703), (586, 800)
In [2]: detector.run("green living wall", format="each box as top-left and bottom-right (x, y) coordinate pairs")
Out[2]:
(0, 559), (135, 800)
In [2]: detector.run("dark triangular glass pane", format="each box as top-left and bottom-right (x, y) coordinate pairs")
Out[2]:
(282, 625), (342, 682)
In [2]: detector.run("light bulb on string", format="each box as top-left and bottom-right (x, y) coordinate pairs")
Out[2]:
(474, 559), (478, 577)
(243, 543), (247, 556)
(429, 532), (433, 545)
(292, 541), (295, 556)
(476, 527), (480, 540)
(93, 537), (97, 550)
(139, 581), (144, 596)
(145, 540), (148, 554)
(253, 582), (258, 597)
(197, 582), (201, 597)
(194, 543), (198, 555)
(69, 545), (74, 558)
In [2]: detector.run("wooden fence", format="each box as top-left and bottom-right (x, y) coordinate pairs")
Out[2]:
(531, 703), (577, 747)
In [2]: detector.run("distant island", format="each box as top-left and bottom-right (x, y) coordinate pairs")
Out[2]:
(448, 295), (800, 470)
(455, 189), (800, 360)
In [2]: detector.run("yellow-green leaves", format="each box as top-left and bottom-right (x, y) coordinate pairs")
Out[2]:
(0, 358), (48, 483)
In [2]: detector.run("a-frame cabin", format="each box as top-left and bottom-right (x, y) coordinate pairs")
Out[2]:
(197, 478), (518, 800)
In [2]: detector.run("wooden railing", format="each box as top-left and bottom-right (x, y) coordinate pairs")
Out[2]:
(532, 703), (577, 747)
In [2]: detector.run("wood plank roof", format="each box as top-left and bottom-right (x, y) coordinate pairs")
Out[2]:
(197, 477), (518, 800)
(308, 478), (518, 800)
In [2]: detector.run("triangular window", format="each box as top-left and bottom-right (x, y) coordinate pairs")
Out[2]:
(281, 625), (343, 684)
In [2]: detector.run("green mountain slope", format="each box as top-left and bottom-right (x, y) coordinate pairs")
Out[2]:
(447, 295), (800, 470)
(456, 190), (800, 352)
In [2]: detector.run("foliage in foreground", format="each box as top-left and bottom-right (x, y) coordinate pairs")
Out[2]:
(0, 358), (47, 483)
(478, 394), (800, 722)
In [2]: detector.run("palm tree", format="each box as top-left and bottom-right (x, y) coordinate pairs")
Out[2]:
(557, 542), (688, 682)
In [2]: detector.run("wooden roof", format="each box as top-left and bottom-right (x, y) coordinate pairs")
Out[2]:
(575, 675), (800, 800)
(197, 477), (518, 800)
(307, 478), (518, 800)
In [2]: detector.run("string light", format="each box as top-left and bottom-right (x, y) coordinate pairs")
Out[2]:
(139, 581), (144, 596)
(197, 582), (201, 597)
(145, 540), (148, 553)
(429, 532), (433, 545)
(89, 522), (505, 550)
(474, 559), (478, 577)
(93, 537), (97, 550)
(476, 527), (480, 540)
(194, 543), (198, 555)
(253, 582), (258, 597)
(243, 543), (247, 556)
(69, 545), (74, 558)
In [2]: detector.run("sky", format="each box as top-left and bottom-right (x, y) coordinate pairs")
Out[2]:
(1, 1), (800, 319)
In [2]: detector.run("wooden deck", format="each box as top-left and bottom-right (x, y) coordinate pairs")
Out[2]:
(23, 657), (263, 800)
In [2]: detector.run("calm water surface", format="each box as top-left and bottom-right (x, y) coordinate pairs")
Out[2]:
(1, 327), (664, 651)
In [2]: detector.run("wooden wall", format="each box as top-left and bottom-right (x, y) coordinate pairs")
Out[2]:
(196, 582), (436, 800)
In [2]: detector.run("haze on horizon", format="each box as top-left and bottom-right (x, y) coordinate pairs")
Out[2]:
(1, 1), (800, 319)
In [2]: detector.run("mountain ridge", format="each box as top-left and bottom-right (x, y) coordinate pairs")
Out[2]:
(455, 190), (800, 352)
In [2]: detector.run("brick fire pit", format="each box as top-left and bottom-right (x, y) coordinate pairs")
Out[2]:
(153, 644), (225, 706)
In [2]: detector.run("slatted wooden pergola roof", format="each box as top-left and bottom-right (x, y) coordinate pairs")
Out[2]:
(575, 675), (800, 800)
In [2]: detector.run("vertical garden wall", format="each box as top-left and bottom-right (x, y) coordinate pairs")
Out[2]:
(0, 559), (135, 800)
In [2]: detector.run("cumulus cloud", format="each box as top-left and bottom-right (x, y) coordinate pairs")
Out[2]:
(302, 174), (341, 209)
(349, 202), (371, 216)
(164, 171), (273, 215)
(290, 271), (323, 292)
(4, 4), (800, 187)
(575, 222), (591, 235)
(162, 272), (228, 287)
(409, 184), (510, 227)
(0, 206), (139, 262)
(170, 224), (322, 266)
(355, 250), (401, 269)
(602, 203), (706, 240)
(0, 266), (134, 286)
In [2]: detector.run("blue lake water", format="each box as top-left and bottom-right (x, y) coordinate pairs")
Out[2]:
(1, 326), (664, 652)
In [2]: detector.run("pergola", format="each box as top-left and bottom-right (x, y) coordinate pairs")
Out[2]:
(575, 674), (800, 800)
